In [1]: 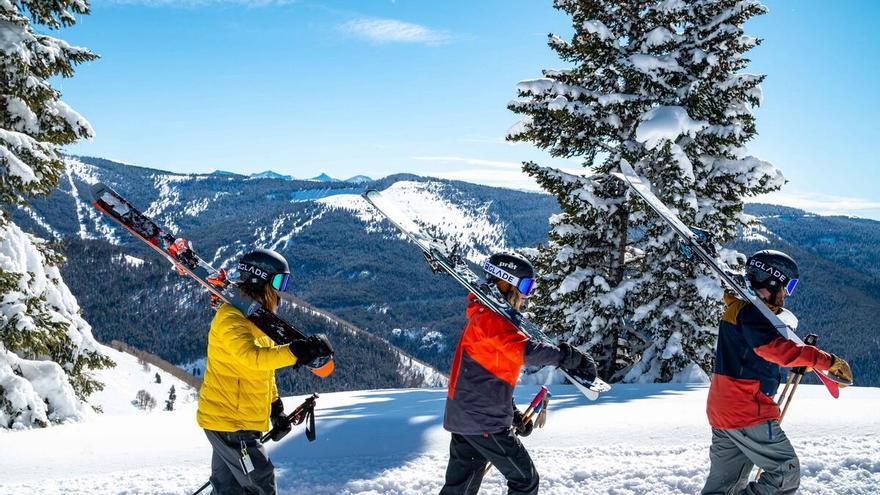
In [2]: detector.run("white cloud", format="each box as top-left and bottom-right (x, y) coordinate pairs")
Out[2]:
(751, 190), (880, 220)
(412, 156), (522, 169)
(431, 168), (540, 191)
(339, 18), (452, 45)
(427, 166), (587, 192)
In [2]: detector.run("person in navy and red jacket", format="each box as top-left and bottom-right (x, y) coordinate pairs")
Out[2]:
(701, 250), (853, 495)
(440, 253), (598, 495)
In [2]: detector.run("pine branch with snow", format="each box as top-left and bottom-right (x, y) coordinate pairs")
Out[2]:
(0, 0), (112, 429)
(509, 0), (783, 382)
(1, 0), (96, 206)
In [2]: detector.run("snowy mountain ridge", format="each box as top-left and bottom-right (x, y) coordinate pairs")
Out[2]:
(318, 180), (510, 263)
(14, 156), (880, 391)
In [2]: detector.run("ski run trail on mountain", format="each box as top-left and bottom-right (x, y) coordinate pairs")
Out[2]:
(1, 381), (878, 495)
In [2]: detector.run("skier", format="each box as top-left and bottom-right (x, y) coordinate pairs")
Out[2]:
(196, 249), (333, 495)
(701, 250), (853, 495)
(440, 252), (599, 495)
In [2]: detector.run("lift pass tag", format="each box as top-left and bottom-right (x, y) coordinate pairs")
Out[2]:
(239, 442), (255, 474)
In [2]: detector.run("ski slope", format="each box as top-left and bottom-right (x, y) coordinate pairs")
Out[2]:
(1, 383), (877, 494)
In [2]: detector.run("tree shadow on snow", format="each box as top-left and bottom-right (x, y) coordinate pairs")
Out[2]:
(266, 383), (705, 492)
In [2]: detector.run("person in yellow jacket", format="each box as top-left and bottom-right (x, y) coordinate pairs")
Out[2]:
(197, 248), (332, 495)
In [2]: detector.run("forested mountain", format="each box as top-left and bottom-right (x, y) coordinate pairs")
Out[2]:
(14, 157), (880, 388)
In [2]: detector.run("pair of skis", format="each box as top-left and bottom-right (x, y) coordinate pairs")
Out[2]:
(90, 183), (335, 378)
(613, 161), (851, 396)
(362, 191), (612, 400)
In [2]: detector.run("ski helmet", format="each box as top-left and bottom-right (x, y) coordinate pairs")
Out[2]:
(746, 250), (799, 296)
(237, 249), (291, 291)
(483, 252), (537, 297)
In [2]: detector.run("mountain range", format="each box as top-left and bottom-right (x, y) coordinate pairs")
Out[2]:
(215, 168), (372, 183)
(14, 156), (880, 389)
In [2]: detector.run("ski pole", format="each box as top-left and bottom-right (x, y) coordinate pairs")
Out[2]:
(191, 394), (319, 495)
(753, 334), (817, 482)
(483, 387), (550, 476)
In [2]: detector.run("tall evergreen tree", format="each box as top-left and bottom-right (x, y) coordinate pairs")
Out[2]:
(509, 0), (784, 381)
(0, 0), (112, 429)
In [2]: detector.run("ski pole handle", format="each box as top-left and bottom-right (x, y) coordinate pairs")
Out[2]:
(528, 386), (549, 411)
(791, 334), (818, 376)
(262, 393), (319, 443)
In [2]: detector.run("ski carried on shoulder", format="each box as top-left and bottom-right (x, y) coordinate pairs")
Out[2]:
(613, 161), (848, 396)
(90, 182), (335, 378)
(362, 190), (611, 400)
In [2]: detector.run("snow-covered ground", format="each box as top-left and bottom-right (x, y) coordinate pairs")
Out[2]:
(1, 383), (877, 495)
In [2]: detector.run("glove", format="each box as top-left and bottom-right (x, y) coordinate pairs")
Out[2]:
(512, 408), (534, 437)
(559, 342), (598, 383)
(289, 334), (334, 368)
(827, 354), (853, 386)
(268, 398), (292, 441)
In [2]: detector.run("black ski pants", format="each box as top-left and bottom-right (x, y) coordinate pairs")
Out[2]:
(440, 431), (539, 495)
(204, 429), (276, 495)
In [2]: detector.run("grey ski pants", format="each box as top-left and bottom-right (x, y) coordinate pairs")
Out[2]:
(439, 431), (539, 495)
(204, 429), (276, 495)
(701, 420), (800, 495)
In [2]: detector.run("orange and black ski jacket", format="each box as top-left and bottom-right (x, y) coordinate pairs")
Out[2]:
(443, 294), (563, 435)
(706, 294), (833, 430)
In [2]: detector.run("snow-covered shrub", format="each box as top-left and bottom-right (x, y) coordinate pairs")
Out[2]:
(0, 222), (113, 428)
(509, 0), (784, 381)
(133, 390), (157, 411)
(0, 0), (113, 429)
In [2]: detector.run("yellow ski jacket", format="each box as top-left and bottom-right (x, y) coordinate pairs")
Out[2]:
(197, 303), (297, 432)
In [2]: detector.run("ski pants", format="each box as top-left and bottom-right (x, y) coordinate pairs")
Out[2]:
(204, 429), (276, 495)
(439, 430), (539, 495)
(701, 420), (800, 495)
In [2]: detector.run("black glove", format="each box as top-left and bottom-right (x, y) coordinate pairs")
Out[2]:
(559, 342), (598, 383)
(289, 334), (333, 368)
(268, 398), (292, 441)
(512, 408), (534, 437)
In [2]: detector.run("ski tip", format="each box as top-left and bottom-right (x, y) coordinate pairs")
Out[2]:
(815, 370), (844, 398)
(89, 182), (111, 200)
(308, 358), (335, 378)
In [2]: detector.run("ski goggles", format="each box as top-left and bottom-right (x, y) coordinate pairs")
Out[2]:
(483, 261), (537, 297)
(749, 269), (799, 296)
(271, 272), (291, 292)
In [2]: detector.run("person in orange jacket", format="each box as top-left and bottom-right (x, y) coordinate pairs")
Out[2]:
(701, 250), (853, 495)
(440, 253), (598, 495)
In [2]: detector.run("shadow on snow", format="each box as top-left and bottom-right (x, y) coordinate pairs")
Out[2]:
(266, 383), (704, 491)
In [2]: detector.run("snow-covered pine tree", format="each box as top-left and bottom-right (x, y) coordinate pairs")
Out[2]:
(0, 0), (113, 429)
(509, 0), (784, 382)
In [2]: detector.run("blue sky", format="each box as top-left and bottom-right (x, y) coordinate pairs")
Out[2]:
(60, 0), (880, 218)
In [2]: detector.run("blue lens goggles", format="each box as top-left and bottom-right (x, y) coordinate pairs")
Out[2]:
(483, 260), (537, 297)
(517, 277), (537, 297)
(784, 278), (798, 296)
(271, 273), (290, 292)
